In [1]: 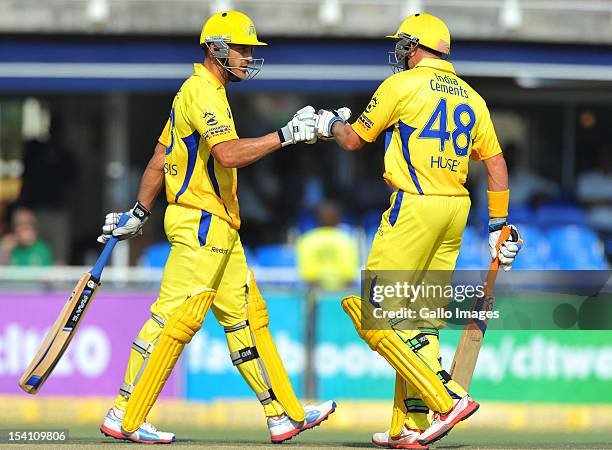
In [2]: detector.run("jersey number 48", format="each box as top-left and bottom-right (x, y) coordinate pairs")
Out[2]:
(418, 99), (475, 157)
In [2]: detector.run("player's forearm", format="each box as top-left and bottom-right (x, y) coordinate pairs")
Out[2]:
(137, 142), (166, 210)
(331, 122), (364, 151)
(212, 133), (281, 169)
(483, 153), (508, 192)
(483, 153), (509, 218)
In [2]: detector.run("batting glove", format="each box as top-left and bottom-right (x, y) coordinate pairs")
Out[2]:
(278, 106), (318, 147)
(488, 219), (523, 271)
(316, 107), (351, 138)
(97, 201), (151, 244)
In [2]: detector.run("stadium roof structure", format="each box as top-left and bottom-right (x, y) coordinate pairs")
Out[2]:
(1, 37), (612, 93)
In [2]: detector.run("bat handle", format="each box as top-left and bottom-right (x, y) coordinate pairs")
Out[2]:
(90, 213), (130, 282)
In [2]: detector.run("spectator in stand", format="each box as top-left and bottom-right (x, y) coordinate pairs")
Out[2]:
(19, 117), (76, 264)
(0, 207), (53, 266)
(475, 142), (558, 209)
(577, 144), (612, 233)
(296, 202), (359, 290)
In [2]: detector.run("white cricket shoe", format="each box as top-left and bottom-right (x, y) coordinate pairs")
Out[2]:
(418, 395), (479, 445)
(100, 406), (175, 444)
(372, 426), (428, 449)
(267, 400), (336, 443)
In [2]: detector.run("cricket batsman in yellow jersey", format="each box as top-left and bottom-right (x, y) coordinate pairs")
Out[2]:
(96, 10), (335, 444)
(315, 13), (522, 449)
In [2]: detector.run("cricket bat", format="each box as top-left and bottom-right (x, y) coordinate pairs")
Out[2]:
(450, 225), (512, 391)
(19, 214), (129, 394)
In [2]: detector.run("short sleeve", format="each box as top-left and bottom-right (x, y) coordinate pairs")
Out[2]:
(190, 96), (238, 148)
(470, 102), (502, 161)
(352, 78), (399, 143)
(158, 119), (171, 147)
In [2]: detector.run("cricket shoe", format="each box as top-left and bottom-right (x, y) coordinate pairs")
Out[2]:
(100, 406), (175, 444)
(372, 426), (428, 449)
(418, 395), (479, 445)
(268, 400), (336, 443)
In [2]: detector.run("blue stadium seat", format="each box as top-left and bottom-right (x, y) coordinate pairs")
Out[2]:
(139, 242), (171, 268)
(548, 225), (607, 269)
(254, 244), (297, 267)
(458, 226), (486, 261)
(508, 205), (533, 224)
(243, 246), (256, 266)
(513, 223), (550, 268)
(535, 205), (587, 226)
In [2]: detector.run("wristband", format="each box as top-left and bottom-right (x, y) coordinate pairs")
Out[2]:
(487, 189), (509, 218)
(488, 217), (507, 232)
(132, 201), (151, 221)
(278, 127), (292, 148)
(327, 111), (344, 136)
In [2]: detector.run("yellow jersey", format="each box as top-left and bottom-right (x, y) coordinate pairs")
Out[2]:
(352, 58), (501, 196)
(159, 64), (241, 228)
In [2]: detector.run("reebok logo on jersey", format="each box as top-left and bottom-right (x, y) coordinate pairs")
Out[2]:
(211, 246), (229, 254)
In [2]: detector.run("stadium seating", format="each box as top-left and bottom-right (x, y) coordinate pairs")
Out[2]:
(140, 206), (608, 271)
(254, 244), (297, 267)
(535, 205), (587, 226)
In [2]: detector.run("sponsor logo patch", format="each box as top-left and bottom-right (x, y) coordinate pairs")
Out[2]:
(358, 113), (375, 130)
(204, 112), (219, 127)
(204, 125), (232, 139)
(365, 96), (378, 113)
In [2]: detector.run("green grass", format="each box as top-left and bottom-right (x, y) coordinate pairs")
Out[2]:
(1, 425), (612, 449)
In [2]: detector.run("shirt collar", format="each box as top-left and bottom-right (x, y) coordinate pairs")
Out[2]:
(414, 58), (456, 75)
(193, 63), (225, 90)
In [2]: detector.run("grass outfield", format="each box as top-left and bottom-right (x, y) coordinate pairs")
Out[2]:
(1, 425), (612, 449)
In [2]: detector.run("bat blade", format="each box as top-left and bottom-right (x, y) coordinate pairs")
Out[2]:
(450, 225), (512, 391)
(19, 273), (100, 394)
(450, 294), (495, 391)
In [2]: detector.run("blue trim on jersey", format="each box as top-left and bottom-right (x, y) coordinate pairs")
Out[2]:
(206, 156), (231, 217)
(383, 126), (394, 154)
(389, 190), (404, 226)
(165, 108), (175, 155)
(398, 120), (424, 195)
(174, 130), (200, 203)
(198, 211), (212, 247)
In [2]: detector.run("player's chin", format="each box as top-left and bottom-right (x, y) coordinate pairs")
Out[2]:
(232, 67), (248, 79)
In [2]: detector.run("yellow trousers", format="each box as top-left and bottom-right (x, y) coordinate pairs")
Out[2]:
(367, 192), (471, 430)
(114, 204), (286, 417)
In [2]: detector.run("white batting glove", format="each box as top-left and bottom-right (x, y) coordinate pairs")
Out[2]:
(278, 106), (318, 147)
(316, 107), (351, 138)
(488, 219), (523, 271)
(97, 201), (151, 244)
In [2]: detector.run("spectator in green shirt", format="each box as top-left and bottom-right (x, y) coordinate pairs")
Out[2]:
(0, 207), (53, 266)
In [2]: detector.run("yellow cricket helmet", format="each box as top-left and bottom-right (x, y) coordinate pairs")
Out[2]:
(200, 10), (267, 47)
(387, 13), (450, 56)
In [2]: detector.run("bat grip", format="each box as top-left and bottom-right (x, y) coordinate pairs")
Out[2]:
(90, 213), (130, 282)
(484, 225), (512, 296)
